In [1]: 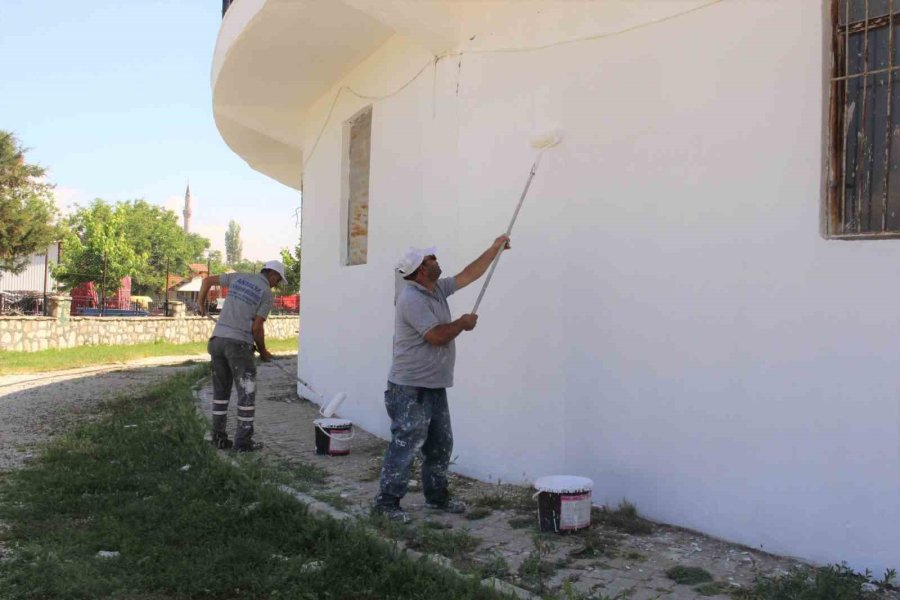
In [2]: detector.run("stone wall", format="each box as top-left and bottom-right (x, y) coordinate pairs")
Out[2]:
(0, 314), (299, 352)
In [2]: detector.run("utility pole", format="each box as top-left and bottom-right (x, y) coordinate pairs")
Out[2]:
(165, 257), (169, 316)
(101, 254), (107, 317)
(42, 248), (49, 316)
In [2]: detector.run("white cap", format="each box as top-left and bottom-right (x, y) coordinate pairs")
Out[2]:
(262, 260), (286, 283)
(396, 246), (436, 277)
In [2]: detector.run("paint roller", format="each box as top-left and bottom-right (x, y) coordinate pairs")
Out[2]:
(204, 314), (347, 417)
(471, 129), (564, 314)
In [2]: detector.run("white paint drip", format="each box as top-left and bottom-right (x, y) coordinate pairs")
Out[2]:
(240, 375), (256, 395)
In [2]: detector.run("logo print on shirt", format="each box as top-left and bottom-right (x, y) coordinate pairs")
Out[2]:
(228, 278), (263, 306)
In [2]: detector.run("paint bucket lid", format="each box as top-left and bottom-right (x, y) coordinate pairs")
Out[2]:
(314, 418), (352, 429)
(534, 475), (593, 494)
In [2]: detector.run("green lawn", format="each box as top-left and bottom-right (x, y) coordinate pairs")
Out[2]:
(0, 366), (513, 600)
(0, 338), (298, 375)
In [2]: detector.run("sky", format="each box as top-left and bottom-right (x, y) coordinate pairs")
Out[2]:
(0, 0), (301, 261)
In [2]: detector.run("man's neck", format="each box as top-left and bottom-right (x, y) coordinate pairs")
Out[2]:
(415, 276), (436, 292)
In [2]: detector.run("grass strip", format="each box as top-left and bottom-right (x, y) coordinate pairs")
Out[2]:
(0, 366), (512, 600)
(0, 338), (298, 375)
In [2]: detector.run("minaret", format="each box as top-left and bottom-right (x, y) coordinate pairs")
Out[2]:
(183, 183), (192, 233)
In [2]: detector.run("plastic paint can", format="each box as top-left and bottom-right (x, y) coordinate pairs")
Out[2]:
(534, 475), (593, 533)
(313, 418), (354, 456)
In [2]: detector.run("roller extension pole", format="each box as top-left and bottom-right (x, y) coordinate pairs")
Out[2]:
(472, 154), (543, 315)
(205, 314), (347, 415)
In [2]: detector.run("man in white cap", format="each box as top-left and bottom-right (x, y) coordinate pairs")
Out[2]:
(197, 260), (285, 452)
(373, 235), (510, 522)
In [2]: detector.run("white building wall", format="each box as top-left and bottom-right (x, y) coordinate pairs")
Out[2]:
(296, 1), (898, 573)
(0, 243), (60, 293)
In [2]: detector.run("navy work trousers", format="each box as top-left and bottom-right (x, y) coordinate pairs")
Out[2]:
(375, 382), (453, 507)
(207, 336), (257, 446)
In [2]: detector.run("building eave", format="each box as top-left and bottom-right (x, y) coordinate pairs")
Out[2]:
(211, 0), (396, 189)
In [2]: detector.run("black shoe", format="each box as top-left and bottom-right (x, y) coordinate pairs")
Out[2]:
(211, 435), (233, 450)
(233, 441), (264, 453)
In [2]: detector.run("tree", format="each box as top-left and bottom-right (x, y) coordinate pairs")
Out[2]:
(225, 220), (242, 265)
(53, 200), (141, 298)
(117, 200), (209, 294)
(54, 199), (215, 297)
(279, 241), (301, 292)
(0, 131), (59, 274)
(207, 250), (226, 274)
(231, 259), (263, 274)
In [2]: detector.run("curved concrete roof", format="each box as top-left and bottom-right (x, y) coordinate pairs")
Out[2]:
(211, 0), (464, 189)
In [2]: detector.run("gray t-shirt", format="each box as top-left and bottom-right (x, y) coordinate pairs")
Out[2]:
(212, 272), (273, 344)
(388, 277), (458, 389)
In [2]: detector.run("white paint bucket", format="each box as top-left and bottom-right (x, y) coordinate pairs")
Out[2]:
(534, 475), (593, 533)
(313, 418), (354, 456)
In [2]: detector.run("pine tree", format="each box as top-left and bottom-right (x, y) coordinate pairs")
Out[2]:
(225, 219), (242, 265)
(0, 131), (59, 274)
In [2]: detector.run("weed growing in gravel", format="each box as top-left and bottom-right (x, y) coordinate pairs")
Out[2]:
(538, 581), (622, 600)
(477, 552), (511, 579)
(361, 459), (382, 481)
(518, 536), (558, 594)
(568, 530), (620, 559)
(508, 515), (535, 529)
(406, 526), (481, 560)
(666, 565), (714, 585)
(592, 501), (653, 535)
(369, 515), (481, 563)
(734, 564), (897, 600)
(466, 506), (493, 520)
(695, 582), (731, 596)
(421, 520), (453, 530)
(268, 458), (327, 489)
(473, 484), (535, 512)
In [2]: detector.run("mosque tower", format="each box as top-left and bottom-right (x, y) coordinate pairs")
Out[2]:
(183, 183), (192, 233)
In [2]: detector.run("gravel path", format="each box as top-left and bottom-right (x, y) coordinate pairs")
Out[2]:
(0, 355), (208, 472)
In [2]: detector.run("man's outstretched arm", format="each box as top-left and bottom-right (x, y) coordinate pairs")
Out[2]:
(197, 275), (221, 316)
(454, 235), (511, 290)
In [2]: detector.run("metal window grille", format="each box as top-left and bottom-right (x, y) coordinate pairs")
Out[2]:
(828, 0), (900, 237)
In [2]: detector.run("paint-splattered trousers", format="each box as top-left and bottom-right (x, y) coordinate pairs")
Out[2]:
(207, 336), (257, 447)
(375, 382), (453, 508)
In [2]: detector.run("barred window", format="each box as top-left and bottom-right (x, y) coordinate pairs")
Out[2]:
(827, 0), (900, 237)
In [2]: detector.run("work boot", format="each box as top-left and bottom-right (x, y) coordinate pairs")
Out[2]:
(211, 434), (233, 450)
(425, 498), (467, 514)
(233, 441), (264, 453)
(371, 503), (411, 524)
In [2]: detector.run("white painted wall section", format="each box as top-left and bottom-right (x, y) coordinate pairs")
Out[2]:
(215, 0), (899, 575)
